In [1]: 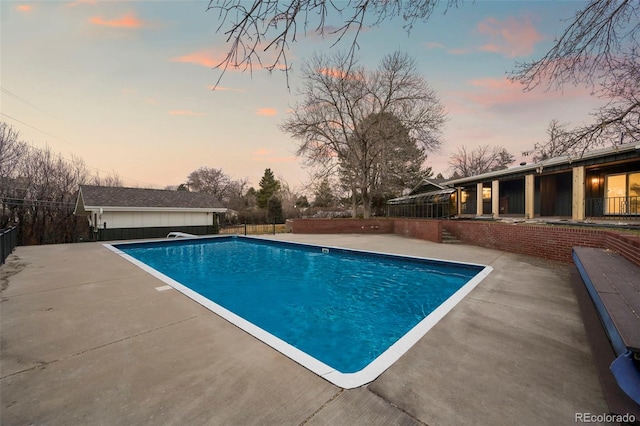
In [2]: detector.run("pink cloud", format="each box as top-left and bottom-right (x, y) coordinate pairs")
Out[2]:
(448, 48), (471, 55)
(90, 12), (144, 28)
(469, 78), (517, 91)
(462, 77), (590, 110)
(168, 110), (205, 116)
(252, 148), (273, 156)
(173, 46), (286, 71)
(477, 16), (544, 57)
(256, 108), (277, 117)
(206, 85), (246, 92)
(172, 51), (220, 68)
(16, 4), (33, 12)
(465, 77), (536, 107)
(425, 41), (445, 50)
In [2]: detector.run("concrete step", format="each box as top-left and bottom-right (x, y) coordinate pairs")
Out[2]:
(441, 229), (461, 244)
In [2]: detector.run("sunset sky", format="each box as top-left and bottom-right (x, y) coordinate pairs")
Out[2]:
(1, 1), (605, 193)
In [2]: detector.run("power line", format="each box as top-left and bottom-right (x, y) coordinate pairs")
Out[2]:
(0, 112), (59, 139)
(0, 87), (53, 117)
(1, 115), (160, 188)
(1, 197), (76, 208)
(1, 87), (160, 188)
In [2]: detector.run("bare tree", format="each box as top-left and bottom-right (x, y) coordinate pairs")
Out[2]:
(0, 123), (28, 180)
(512, 0), (640, 154)
(282, 51), (445, 217)
(90, 170), (123, 187)
(206, 0), (459, 87)
(522, 119), (574, 162)
(225, 177), (250, 212)
(449, 145), (515, 178)
(1, 122), (130, 243)
(187, 166), (233, 202)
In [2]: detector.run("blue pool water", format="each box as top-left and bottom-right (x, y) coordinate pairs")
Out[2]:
(112, 236), (490, 385)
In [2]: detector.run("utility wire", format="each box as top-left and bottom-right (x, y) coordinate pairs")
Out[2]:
(0, 112), (59, 139)
(1, 197), (76, 208)
(1, 113), (159, 188)
(0, 87), (54, 118)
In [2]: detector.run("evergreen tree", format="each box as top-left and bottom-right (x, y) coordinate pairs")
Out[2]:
(313, 178), (334, 207)
(256, 168), (281, 209)
(267, 195), (284, 223)
(294, 195), (310, 208)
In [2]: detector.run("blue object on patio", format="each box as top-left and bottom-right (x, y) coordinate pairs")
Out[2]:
(610, 351), (640, 405)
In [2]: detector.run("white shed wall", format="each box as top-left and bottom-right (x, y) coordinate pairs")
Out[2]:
(99, 211), (213, 229)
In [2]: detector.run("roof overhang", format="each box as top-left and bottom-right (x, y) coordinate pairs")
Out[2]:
(73, 189), (87, 216)
(81, 206), (228, 213)
(388, 188), (455, 205)
(446, 143), (640, 186)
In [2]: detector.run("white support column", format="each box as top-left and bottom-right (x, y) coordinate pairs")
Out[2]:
(572, 166), (585, 221)
(525, 174), (535, 219)
(492, 180), (500, 218)
(456, 187), (462, 215)
(476, 182), (483, 216)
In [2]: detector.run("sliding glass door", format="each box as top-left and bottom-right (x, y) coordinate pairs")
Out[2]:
(605, 172), (640, 215)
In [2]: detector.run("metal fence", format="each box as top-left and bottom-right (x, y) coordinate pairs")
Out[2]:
(1, 226), (18, 265)
(218, 223), (282, 236)
(386, 201), (454, 219)
(585, 196), (639, 220)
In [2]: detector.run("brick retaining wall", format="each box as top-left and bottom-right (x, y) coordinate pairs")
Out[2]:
(287, 218), (394, 234)
(287, 218), (640, 266)
(442, 222), (605, 262)
(392, 219), (442, 243)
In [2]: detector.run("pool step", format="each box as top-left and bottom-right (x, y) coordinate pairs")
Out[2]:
(441, 229), (461, 244)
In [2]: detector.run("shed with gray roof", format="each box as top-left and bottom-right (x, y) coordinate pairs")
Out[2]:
(74, 185), (227, 241)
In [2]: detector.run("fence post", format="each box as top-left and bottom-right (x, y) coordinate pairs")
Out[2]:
(244, 223), (247, 236)
(1, 226), (18, 265)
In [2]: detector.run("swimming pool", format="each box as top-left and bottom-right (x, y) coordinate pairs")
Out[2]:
(107, 236), (492, 388)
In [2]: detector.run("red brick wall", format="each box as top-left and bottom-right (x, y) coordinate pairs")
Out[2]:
(393, 219), (441, 243)
(287, 218), (640, 266)
(604, 231), (640, 266)
(441, 222), (606, 262)
(288, 218), (394, 234)
(440, 222), (639, 266)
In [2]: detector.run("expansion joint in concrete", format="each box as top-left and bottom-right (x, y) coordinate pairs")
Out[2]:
(366, 386), (428, 425)
(298, 388), (344, 425)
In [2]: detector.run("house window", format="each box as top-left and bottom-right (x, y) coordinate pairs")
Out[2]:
(605, 172), (640, 214)
(482, 187), (491, 201)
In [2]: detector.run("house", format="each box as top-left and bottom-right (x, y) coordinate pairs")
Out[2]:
(387, 178), (457, 219)
(388, 142), (640, 222)
(74, 185), (227, 241)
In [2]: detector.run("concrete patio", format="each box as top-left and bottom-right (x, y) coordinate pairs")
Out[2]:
(1, 234), (608, 425)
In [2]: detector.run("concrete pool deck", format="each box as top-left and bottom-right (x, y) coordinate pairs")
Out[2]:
(1, 234), (608, 425)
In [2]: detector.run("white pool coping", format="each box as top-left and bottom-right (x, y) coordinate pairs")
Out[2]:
(104, 237), (492, 389)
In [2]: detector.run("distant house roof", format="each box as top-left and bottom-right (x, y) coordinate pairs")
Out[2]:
(74, 185), (226, 215)
(446, 142), (640, 186)
(408, 178), (450, 195)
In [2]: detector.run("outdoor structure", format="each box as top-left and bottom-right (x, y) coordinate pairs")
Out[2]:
(386, 179), (456, 219)
(74, 185), (227, 241)
(388, 143), (640, 222)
